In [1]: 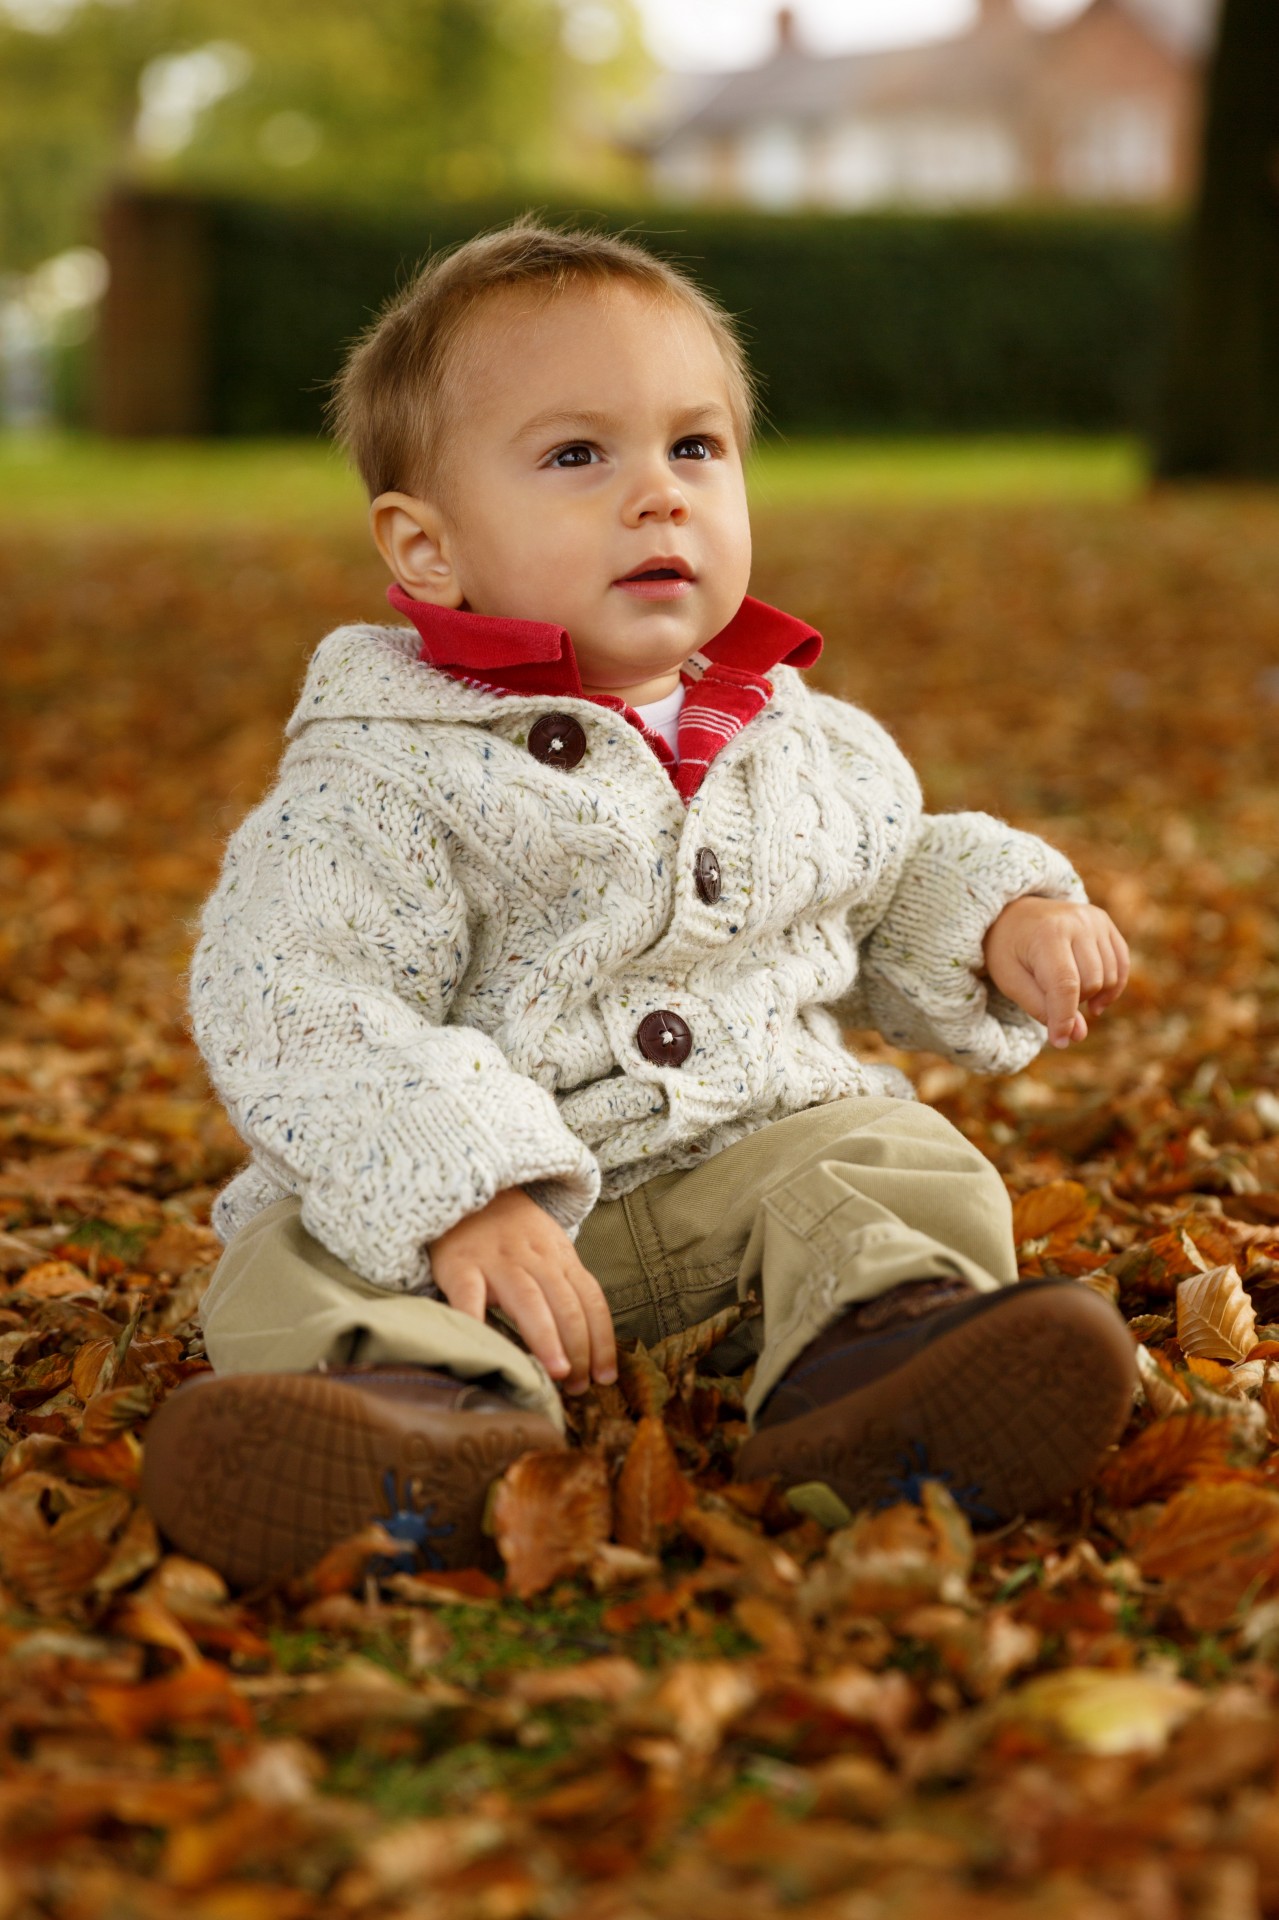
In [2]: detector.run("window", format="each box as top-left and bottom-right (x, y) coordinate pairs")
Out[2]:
(652, 137), (714, 199)
(1057, 100), (1173, 200)
(737, 121), (808, 207)
(821, 114), (1022, 208)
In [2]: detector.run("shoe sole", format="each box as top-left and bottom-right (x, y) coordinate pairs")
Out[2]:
(735, 1282), (1137, 1524)
(140, 1372), (562, 1590)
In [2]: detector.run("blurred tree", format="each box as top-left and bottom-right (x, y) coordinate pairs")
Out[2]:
(1155, 0), (1279, 477)
(0, 0), (652, 271)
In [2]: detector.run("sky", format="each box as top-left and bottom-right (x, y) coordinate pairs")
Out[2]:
(632, 0), (1088, 69)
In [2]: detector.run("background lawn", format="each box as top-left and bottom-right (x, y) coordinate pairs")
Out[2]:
(0, 430), (1146, 528)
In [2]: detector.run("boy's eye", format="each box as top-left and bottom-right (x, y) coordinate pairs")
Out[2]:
(549, 443), (597, 468)
(672, 435), (718, 461)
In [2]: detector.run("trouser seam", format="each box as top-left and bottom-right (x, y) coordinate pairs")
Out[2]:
(623, 1182), (683, 1337)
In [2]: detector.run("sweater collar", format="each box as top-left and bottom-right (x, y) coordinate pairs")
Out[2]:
(385, 584), (823, 698)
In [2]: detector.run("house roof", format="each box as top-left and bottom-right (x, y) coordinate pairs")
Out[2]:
(644, 0), (1214, 152)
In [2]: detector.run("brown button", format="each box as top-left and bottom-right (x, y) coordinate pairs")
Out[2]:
(636, 1009), (693, 1067)
(528, 712), (586, 770)
(694, 847), (722, 904)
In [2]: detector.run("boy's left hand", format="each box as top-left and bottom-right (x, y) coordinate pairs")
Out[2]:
(982, 897), (1129, 1049)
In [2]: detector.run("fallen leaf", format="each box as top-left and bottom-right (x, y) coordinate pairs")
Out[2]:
(1098, 1410), (1243, 1508)
(506, 1656), (645, 1706)
(614, 1340), (671, 1419)
(1137, 1481), (1279, 1628)
(614, 1416), (693, 1553)
(285, 1524), (401, 1602)
(87, 1658), (256, 1736)
(1002, 1667), (1203, 1755)
(647, 1296), (761, 1380)
(492, 1449), (611, 1600)
(1177, 1263), (1258, 1362)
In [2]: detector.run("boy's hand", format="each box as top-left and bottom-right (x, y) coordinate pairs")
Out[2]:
(982, 897), (1129, 1049)
(430, 1188), (617, 1394)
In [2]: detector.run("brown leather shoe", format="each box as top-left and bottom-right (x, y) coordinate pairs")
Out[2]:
(141, 1366), (562, 1590)
(735, 1277), (1136, 1525)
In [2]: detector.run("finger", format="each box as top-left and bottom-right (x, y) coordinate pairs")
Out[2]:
(516, 1264), (594, 1392)
(1086, 927), (1128, 1014)
(1073, 935), (1108, 1015)
(1083, 960), (1118, 1015)
(436, 1263), (487, 1321)
(1043, 950), (1082, 1048)
(490, 1267), (572, 1380)
(566, 1262), (618, 1384)
(1107, 924), (1131, 1000)
(537, 1266), (595, 1393)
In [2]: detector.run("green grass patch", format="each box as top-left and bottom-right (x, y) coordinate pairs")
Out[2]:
(324, 1721), (588, 1821)
(268, 1589), (756, 1689)
(747, 432), (1146, 506)
(0, 430), (1145, 531)
(57, 1218), (156, 1264)
(0, 432), (364, 529)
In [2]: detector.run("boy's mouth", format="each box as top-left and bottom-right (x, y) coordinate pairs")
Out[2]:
(614, 557), (696, 602)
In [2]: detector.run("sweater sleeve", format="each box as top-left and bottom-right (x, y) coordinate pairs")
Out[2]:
(188, 751), (600, 1292)
(850, 811), (1089, 1074)
(808, 691), (1088, 1075)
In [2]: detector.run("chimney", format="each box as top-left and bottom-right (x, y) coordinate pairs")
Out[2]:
(775, 7), (799, 53)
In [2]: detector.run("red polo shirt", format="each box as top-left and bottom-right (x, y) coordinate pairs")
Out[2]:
(387, 585), (824, 804)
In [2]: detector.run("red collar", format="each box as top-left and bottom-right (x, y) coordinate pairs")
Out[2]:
(386, 584), (822, 697)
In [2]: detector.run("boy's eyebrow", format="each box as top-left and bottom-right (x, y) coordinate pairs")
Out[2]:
(512, 406), (613, 444)
(511, 402), (733, 445)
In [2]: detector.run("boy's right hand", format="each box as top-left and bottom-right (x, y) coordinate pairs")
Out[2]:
(430, 1188), (617, 1395)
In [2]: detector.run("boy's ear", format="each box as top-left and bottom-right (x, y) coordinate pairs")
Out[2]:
(369, 492), (464, 606)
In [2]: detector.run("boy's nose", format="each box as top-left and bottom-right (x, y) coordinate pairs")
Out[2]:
(624, 469), (690, 525)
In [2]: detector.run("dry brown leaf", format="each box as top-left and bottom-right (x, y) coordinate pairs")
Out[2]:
(1177, 1262), (1258, 1362)
(336, 1814), (507, 1905)
(492, 1449), (611, 1600)
(1002, 1667), (1203, 1756)
(626, 1657), (760, 1758)
(732, 1593), (806, 1668)
(506, 1655), (645, 1706)
(681, 1503), (802, 1598)
(11, 1260), (101, 1300)
(614, 1415), (693, 1554)
(90, 1501), (162, 1596)
(60, 1432), (144, 1491)
(587, 1541), (663, 1592)
(1135, 1342), (1192, 1417)
(801, 1485), (974, 1622)
(1099, 1410), (1244, 1508)
(1012, 1180), (1093, 1247)
(87, 1658), (256, 1737)
(139, 1218), (223, 1275)
(647, 1296), (761, 1381)
(285, 1524), (402, 1601)
(80, 1379), (157, 1444)
(1137, 1481), (1279, 1629)
(0, 1472), (133, 1615)
(614, 1340), (671, 1419)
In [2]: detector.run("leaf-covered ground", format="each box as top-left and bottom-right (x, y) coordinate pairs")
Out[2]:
(2, 490), (1279, 1918)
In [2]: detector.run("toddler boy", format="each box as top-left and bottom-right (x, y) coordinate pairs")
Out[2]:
(144, 219), (1136, 1589)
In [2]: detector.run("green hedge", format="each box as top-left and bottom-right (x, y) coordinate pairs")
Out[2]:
(201, 193), (1180, 439)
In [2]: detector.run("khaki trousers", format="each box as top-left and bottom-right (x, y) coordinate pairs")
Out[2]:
(199, 1096), (1015, 1437)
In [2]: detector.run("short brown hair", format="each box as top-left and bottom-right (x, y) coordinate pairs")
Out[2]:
(327, 214), (759, 502)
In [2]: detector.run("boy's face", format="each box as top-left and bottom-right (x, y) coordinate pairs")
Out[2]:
(371, 282), (753, 704)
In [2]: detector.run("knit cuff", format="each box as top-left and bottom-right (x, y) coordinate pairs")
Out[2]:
(857, 811), (1088, 1075)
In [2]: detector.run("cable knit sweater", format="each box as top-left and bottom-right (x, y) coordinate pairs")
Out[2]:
(189, 615), (1086, 1294)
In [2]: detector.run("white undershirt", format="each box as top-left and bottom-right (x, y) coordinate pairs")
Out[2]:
(632, 682), (685, 760)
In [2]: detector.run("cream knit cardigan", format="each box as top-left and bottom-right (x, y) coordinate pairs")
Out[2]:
(190, 621), (1085, 1294)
